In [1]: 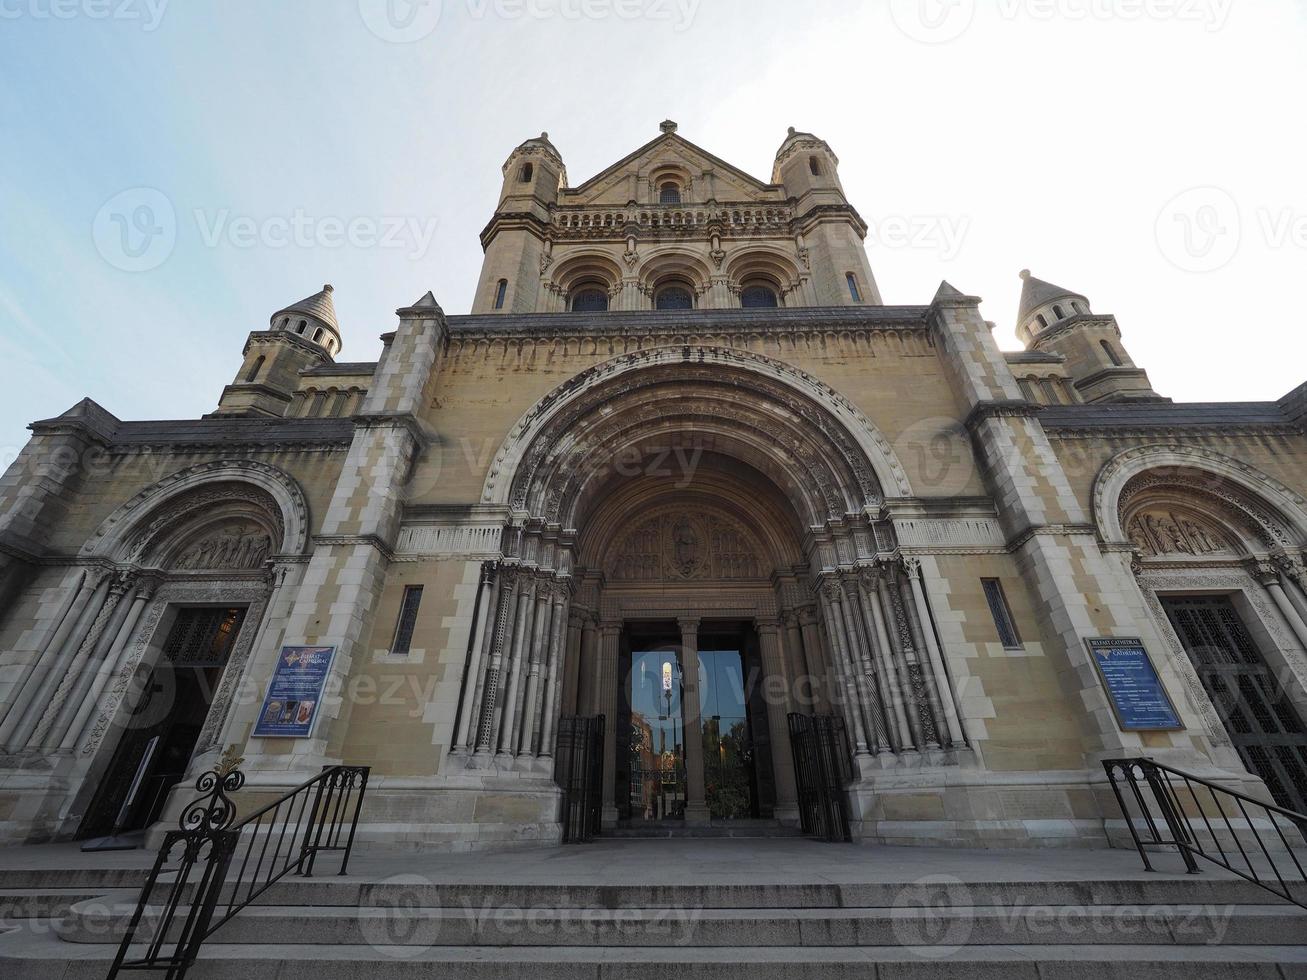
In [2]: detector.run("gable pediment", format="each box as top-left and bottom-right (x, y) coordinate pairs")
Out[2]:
(563, 134), (779, 207)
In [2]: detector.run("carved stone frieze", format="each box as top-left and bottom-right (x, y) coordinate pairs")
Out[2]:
(607, 510), (763, 583)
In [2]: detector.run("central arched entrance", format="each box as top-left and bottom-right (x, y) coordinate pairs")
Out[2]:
(575, 456), (809, 827)
(451, 347), (968, 837)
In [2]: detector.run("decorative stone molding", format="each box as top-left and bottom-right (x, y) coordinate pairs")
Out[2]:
(1094, 445), (1307, 547)
(395, 523), (505, 559)
(482, 346), (912, 522)
(80, 460), (310, 562)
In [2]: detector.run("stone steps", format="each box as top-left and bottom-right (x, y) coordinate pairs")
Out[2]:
(57, 899), (1307, 947)
(3, 932), (1307, 980)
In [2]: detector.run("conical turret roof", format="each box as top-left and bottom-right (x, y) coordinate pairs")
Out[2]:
(274, 284), (339, 333)
(1018, 270), (1087, 323)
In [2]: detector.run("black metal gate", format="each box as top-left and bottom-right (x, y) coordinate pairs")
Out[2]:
(555, 715), (605, 843)
(787, 713), (853, 842)
(1163, 595), (1307, 814)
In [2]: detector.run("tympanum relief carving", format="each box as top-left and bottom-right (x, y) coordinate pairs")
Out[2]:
(608, 511), (763, 582)
(172, 524), (272, 571)
(1128, 510), (1232, 559)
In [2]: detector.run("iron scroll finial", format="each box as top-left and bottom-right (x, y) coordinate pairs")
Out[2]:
(180, 747), (246, 833)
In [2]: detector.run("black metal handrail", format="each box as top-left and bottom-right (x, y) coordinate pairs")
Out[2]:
(1104, 757), (1305, 909)
(106, 752), (370, 979)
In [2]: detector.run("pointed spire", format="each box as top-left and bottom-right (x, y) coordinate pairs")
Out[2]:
(410, 291), (444, 314)
(1017, 269), (1087, 324)
(274, 284), (339, 333)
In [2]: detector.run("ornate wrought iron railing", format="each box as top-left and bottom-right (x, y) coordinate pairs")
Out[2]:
(788, 713), (853, 843)
(1104, 757), (1305, 909)
(106, 750), (370, 979)
(554, 715), (604, 843)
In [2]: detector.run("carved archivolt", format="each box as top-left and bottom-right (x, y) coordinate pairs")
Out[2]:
(81, 460), (310, 562)
(1126, 509), (1236, 559)
(1094, 445), (1307, 549)
(484, 347), (910, 526)
(607, 509), (764, 583)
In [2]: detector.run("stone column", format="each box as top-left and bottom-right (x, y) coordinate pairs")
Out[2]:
(537, 588), (569, 762)
(516, 584), (553, 759)
(561, 610), (584, 718)
(678, 618), (711, 824)
(497, 576), (537, 758)
(797, 608), (830, 710)
(877, 574), (929, 748)
(783, 611), (822, 713)
(860, 569), (914, 753)
(62, 577), (156, 752)
(817, 585), (873, 762)
(578, 617), (599, 716)
(0, 567), (101, 742)
(45, 574), (138, 749)
(475, 570), (518, 758)
(597, 623), (621, 826)
(903, 559), (966, 747)
(1257, 563), (1307, 653)
(756, 619), (799, 823)
(451, 563), (497, 755)
(839, 576), (889, 752)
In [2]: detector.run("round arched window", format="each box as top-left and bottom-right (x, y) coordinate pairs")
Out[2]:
(571, 288), (609, 312)
(741, 284), (779, 309)
(654, 285), (694, 311)
(659, 182), (682, 205)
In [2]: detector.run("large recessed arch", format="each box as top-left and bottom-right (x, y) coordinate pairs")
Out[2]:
(1093, 445), (1307, 551)
(482, 346), (913, 525)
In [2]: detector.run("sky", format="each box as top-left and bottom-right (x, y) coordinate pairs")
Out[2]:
(1, 0), (1305, 459)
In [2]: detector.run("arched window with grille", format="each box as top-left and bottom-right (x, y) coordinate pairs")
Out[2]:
(570, 288), (609, 312)
(494, 279), (508, 310)
(741, 284), (779, 309)
(654, 284), (694, 310)
(659, 182), (682, 205)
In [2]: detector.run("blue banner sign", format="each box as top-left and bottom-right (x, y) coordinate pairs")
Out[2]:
(1087, 638), (1183, 732)
(253, 646), (336, 738)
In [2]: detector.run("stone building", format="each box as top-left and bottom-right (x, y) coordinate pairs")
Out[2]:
(1, 122), (1305, 851)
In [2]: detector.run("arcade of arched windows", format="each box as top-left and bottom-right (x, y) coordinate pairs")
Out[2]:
(289, 385), (367, 419)
(1017, 374), (1079, 406)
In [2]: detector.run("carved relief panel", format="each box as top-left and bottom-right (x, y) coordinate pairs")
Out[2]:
(607, 510), (764, 583)
(1127, 510), (1234, 559)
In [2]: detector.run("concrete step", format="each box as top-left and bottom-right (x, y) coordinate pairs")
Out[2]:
(3, 927), (1306, 980)
(607, 821), (806, 839)
(56, 900), (1307, 948)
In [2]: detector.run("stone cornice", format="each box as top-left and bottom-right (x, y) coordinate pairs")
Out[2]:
(1028, 313), (1121, 349)
(964, 399), (1043, 433)
(445, 305), (931, 340)
(242, 329), (334, 364)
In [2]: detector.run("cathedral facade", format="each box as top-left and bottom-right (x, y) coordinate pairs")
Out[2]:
(1, 122), (1305, 851)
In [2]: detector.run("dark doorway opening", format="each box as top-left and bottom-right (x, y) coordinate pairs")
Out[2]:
(1163, 595), (1307, 814)
(617, 621), (773, 826)
(78, 607), (246, 840)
